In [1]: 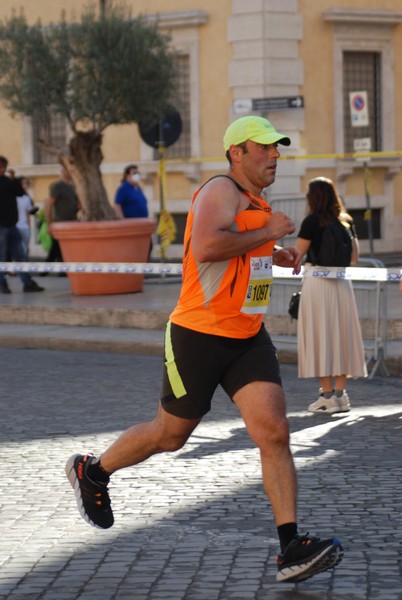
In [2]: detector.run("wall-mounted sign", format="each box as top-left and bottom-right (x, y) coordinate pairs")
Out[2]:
(349, 91), (369, 127)
(233, 98), (253, 114)
(233, 96), (304, 114)
(353, 137), (371, 152)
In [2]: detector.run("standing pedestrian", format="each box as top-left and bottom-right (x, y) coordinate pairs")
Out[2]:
(114, 164), (149, 219)
(45, 166), (80, 263)
(0, 156), (44, 293)
(66, 117), (343, 583)
(16, 176), (36, 259)
(295, 177), (367, 413)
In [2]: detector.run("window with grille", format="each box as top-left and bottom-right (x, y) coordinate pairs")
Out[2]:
(32, 113), (68, 164)
(343, 51), (381, 153)
(348, 208), (381, 240)
(156, 53), (191, 159)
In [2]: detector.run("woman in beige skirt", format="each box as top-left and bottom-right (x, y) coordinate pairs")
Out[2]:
(296, 177), (367, 414)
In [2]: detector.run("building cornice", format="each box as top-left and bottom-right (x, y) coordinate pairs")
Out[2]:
(145, 11), (208, 29)
(323, 7), (402, 26)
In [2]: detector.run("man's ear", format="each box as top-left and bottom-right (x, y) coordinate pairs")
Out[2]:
(229, 144), (243, 163)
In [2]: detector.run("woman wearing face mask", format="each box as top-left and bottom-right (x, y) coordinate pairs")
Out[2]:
(114, 164), (149, 219)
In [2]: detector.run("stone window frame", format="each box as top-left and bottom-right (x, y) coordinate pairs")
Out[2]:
(324, 7), (402, 172)
(324, 7), (402, 249)
(140, 11), (208, 172)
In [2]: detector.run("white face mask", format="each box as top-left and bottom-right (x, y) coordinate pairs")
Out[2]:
(132, 173), (141, 183)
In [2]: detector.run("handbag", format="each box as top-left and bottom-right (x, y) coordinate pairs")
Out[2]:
(288, 291), (301, 320)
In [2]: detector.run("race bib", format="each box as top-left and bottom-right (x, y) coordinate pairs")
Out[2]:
(241, 256), (273, 314)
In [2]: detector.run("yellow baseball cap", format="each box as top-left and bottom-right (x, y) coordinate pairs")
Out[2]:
(223, 116), (291, 151)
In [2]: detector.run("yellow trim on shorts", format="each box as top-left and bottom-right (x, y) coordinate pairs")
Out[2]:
(165, 321), (187, 398)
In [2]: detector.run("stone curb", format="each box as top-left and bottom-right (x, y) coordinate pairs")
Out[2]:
(0, 326), (400, 375)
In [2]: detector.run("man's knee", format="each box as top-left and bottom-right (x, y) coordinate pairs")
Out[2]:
(252, 414), (290, 451)
(152, 410), (198, 453)
(156, 431), (190, 453)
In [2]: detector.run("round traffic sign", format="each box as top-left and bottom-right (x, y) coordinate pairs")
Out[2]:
(138, 108), (182, 149)
(352, 95), (365, 111)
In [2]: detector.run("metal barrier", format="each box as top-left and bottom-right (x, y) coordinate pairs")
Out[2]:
(353, 257), (388, 378)
(268, 258), (390, 378)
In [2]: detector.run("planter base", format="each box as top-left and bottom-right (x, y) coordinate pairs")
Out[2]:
(51, 219), (156, 295)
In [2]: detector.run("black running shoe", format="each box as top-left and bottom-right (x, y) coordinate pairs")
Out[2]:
(23, 280), (44, 292)
(276, 533), (343, 582)
(65, 454), (114, 529)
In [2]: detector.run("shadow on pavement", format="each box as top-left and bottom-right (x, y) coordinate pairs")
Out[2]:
(2, 349), (402, 599)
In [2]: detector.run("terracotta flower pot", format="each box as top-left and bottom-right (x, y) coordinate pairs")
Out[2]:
(51, 218), (157, 295)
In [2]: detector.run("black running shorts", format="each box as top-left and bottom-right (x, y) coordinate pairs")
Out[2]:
(161, 321), (282, 419)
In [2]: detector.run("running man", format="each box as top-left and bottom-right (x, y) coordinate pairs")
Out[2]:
(66, 116), (343, 583)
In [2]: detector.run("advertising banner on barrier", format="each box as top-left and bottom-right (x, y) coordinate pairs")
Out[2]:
(0, 263), (400, 282)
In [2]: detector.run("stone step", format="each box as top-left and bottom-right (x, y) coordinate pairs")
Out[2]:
(0, 304), (170, 330)
(0, 322), (400, 377)
(1, 304), (401, 342)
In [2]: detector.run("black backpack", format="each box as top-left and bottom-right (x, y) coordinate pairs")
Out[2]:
(313, 220), (353, 267)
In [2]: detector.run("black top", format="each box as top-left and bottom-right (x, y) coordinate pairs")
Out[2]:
(298, 214), (327, 263)
(298, 213), (355, 264)
(0, 176), (24, 227)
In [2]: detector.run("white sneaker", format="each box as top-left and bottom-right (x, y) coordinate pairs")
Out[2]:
(335, 391), (351, 412)
(308, 394), (340, 414)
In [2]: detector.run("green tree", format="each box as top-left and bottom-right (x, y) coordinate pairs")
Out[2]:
(0, 4), (177, 220)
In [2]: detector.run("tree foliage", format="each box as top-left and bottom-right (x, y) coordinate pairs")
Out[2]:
(0, 4), (177, 220)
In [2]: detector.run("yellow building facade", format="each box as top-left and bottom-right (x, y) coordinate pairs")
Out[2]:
(1, 0), (402, 259)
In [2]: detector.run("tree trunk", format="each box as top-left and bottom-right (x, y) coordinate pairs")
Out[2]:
(62, 131), (117, 221)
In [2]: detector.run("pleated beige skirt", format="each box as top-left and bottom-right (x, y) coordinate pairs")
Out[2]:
(297, 275), (367, 378)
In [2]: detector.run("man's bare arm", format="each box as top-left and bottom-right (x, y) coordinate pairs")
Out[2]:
(192, 178), (295, 263)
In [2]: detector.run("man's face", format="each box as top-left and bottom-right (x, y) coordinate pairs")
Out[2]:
(240, 140), (281, 189)
(0, 162), (7, 176)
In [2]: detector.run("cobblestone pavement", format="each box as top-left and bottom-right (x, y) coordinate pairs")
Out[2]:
(1, 348), (402, 600)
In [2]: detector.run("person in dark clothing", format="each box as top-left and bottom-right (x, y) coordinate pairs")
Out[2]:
(45, 166), (80, 263)
(0, 156), (44, 294)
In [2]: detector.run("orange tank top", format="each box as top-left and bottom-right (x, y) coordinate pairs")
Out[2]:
(170, 176), (276, 338)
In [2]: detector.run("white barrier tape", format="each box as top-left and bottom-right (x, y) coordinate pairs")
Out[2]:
(274, 265), (401, 282)
(0, 262), (401, 281)
(0, 262), (183, 276)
